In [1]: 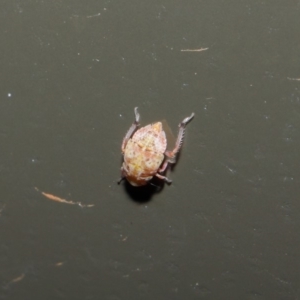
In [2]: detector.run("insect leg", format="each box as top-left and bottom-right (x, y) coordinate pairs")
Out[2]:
(155, 173), (172, 184)
(121, 107), (140, 152)
(165, 112), (194, 163)
(117, 177), (125, 184)
(158, 160), (169, 173)
(118, 166), (125, 184)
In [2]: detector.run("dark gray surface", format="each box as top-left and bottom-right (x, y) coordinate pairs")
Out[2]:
(1, 1), (300, 299)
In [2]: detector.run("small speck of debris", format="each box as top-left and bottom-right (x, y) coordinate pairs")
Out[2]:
(87, 13), (101, 18)
(181, 47), (209, 52)
(287, 77), (300, 81)
(0, 204), (5, 216)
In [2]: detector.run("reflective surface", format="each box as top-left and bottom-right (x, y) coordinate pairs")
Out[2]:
(1, 1), (300, 299)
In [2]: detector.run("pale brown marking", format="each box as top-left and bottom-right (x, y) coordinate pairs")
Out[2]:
(10, 273), (25, 284)
(35, 187), (94, 208)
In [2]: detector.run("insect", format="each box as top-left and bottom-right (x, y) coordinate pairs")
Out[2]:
(119, 107), (194, 186)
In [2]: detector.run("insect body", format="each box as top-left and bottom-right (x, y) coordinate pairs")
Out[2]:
(119, 107), (194, 186)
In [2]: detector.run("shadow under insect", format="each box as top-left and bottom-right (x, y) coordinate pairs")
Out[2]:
(122, 176), (165, 203)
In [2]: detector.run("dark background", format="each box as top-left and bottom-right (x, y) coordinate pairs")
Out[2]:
(0, 1), (300, 299)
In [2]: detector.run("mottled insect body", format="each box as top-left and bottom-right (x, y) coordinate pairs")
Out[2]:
(119, 107), (194, 186)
